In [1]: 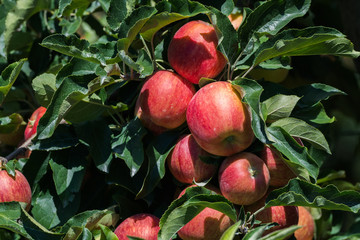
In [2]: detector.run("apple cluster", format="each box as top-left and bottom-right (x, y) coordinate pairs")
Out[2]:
(124, 18), (316, 240)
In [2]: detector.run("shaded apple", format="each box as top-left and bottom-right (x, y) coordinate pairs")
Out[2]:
(0, 162), (32, 211)
(186, 81), (254, 157)
(177, 185), (233, 240)
(259, 145), (296, 187)
(294, 206), (315, 240)
(167, 134), (218, 184)
(135, 70), (196, 134)
(24, 106), (47, 140)
(245, 194), (299, 236)
(218, 152), (270, 205)
(168, 20), (227, 84)
(114, 213), (160, 240)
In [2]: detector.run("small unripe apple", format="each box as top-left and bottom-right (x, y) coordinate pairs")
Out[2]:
(245, 194), (299, 236)
(294, 206), (315, 240)
(259, 145), (296, 187)
(168, 20), (227, 84)
(24, 106), (47, 140)
(177, 185), (233, 240)
(135, 70), (196, 135)
(0, 162), (32, 211)
(218, 152), (270, 205)
(114, 213), (160, 240)
(167, 134), (218, 184)
(186, 81), (254, 157)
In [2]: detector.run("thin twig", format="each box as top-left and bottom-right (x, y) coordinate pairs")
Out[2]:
(4, 135), (35, 162)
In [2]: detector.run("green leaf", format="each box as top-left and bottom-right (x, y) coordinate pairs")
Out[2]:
(292, 102), (336, 125)
(266, 178), (360, 213)
(0, 204), (34, 239)
(36, 75), (118, 140)
(31, 190), (61, 229)
(232, 78), (271, 143)
(117, 6), (157, 52)
(239, 0), (311, 49)
(267, 126), (320, 182)
(271, 117), (331, 154)
(293, 83), (346, 108)
(262, 94), (300, 122)
(259, 225), (301, 240)
(207, 6), (238, 64)
(31, 73), (57, 107)
(75, 120), (113, 173)
(118, 49), (154, 77)
(106, 0), (136, 31)
(60, 17), (82, 35)
(4, 160), (16, 177)
(112, 118), (147, 177)
(98, 224), (118, 240)
(58, 0), (93, 17)
(140, 0), (208, 42)
(136, 131), (180, 199)
(3, 0), (49, 54)
(0, 202), (22, 220)
(20, 207), (63, 240)
(253, 27), (356, 66)
(242, 224), (273, 240)
(0, 113), (24, 134)
(0, 59), (26, 104)
(159, 186), (236, 240)
(219, 220), (242, 240)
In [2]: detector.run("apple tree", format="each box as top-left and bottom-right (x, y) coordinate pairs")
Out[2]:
(0, 0), (360, 239)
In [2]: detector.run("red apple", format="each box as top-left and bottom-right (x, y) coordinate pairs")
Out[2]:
(114, 213), (160, 240)
(167, 134), (218, 184)
(135, 70), (196, 134)
(228, 12), (243, 30)
(24, 106), (47, 140)
(167, 20), (227, 84)
(186, 81), (254, 157)
(245, 194), (299, 236)
(218, 152), (270, 205)
(294, 206), (315, 240)
(259, 145), (296, 187)
(0, 162), (32, 211)
(177, 185), (233, 240)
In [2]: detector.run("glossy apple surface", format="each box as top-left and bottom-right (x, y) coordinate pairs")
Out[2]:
(24, 106), (47, 140)
(167, 134), (218, 184)
(114, 213), (160, 240)
(0, 165), (32, 211)
(294, 206), (315, 240)
(177, 185), (233, 240)
(218, 152), (270, 205)
(168, 20), (227, 84)
(186, 81), (254, 156)
(135, 70), (195, 134)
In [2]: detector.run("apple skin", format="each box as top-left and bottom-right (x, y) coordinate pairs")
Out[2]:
(294, 206), (315, 240)
(177, 185), (233, 240)
(218, 152), (270, 205)
(135, 70), (196, 135)
(24, 106), (47, 140)
(0, 165), (32, 211)
(167, 134), (218, 184)
(114, 213), (160, 240)
(167, 20), (227, 84)
(245, 194), (299, 236)
(186, 81), (254, 157)
(259, 145), (296, 187)
(228, 12), (243, 30)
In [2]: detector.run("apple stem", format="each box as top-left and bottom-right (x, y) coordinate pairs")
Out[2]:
(242, 65), (255, 78)
(4, 134), (35, 163)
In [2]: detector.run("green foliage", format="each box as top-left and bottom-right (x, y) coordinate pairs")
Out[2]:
(0, 0), (359, 239)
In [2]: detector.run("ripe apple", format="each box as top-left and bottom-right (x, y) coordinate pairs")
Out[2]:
(186, 81), (254, 157)
(167, 20), (227, 84)
(177, 185), (233, 240)
(218, 152), (270, 205)
(114, 213), (160, 240)
(245, 194), (299, 236)
(228, 12), (243, 30)
(24, 106), (47, 140)
(259, 145), (296, 187)
(167, 134), (218, 184)
(135, 70), (196, 135)
(0, 162), (32, 211)
(294, 206), (315, 240)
